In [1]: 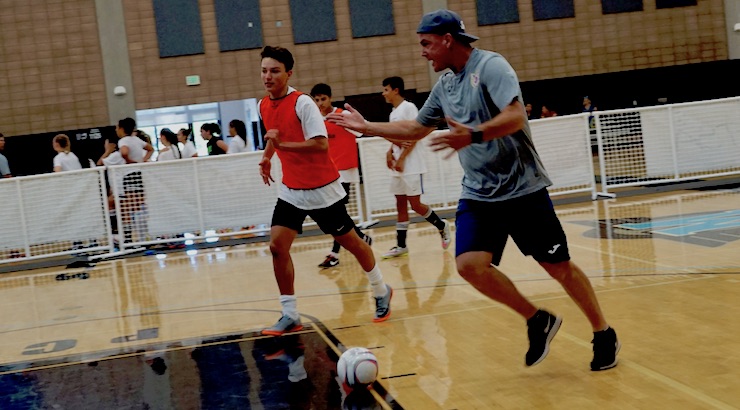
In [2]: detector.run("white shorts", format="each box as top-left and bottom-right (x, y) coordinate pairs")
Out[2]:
(390, 174), (424, 196)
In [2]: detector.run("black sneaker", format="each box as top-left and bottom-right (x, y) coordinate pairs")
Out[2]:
(525, 310), (562, 367)
(318, 254), (339, 269)
(362, 233), (373, 246)
(591, 327), (620, 371)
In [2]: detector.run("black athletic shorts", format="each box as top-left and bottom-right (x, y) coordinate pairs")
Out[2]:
(340, 182), (351, 205)
(272, 198), (355, 236)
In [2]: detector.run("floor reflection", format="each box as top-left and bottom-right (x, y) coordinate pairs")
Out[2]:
(0, 331), (400, 409)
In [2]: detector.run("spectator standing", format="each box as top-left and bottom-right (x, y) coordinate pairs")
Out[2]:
(52, 134), (82, 172)
(227, 120), (250, 154)
(0, 133), (11, 177)
(178, 128), (198, 158)
(157, 128), (182, 161)
(202, 123), (227, 155)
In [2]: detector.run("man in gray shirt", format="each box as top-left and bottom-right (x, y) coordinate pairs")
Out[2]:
(0, 133), (11, 178)
(328, 9), (619, 371)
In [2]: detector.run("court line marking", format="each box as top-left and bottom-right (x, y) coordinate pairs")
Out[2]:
(384, 274), (713, 324)
(556, 331), (736, 410)
(567, 240), (701, 271)
(0, 330), (313, 376)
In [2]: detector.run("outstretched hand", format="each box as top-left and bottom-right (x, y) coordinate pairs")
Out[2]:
(259, 157), (274, 186)
(326, 104), (367, 134)
(429, 118), (475, 158)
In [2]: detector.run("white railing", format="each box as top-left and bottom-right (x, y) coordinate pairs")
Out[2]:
(2, 96), (738, 265)
(107, 151), (365, 251)
(359, 117), (597, 222)
(596, 96), (740, 196)
(0, 168), (113, 263)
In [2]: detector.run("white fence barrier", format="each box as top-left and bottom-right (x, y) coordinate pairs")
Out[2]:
(108, 151), (365, 251)
(596, 96), (740, 196)
(359, 118), (596, 221)
(0, 168), (113, 263)
(2, 96), (738, 265)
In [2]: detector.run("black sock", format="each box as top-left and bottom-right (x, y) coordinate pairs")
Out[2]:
(331, 240), (341, 254)
(397, 222), (408, 248)
(354, 226), (365, 239)
(424, 209), (446, 231)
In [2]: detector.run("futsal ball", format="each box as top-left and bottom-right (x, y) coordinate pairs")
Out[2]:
(337, 347), (378, 389)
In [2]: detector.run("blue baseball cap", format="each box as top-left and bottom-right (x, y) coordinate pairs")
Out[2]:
(417, 9), (479, 43)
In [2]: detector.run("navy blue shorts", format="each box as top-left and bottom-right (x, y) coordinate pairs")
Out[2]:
(455, 188), (570, 265)
(272, 198), (355, 236)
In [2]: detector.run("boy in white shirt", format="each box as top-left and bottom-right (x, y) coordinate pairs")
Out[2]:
(380, 76), (451, 258)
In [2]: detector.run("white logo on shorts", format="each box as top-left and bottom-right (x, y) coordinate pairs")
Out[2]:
(548, 244), (561, 254)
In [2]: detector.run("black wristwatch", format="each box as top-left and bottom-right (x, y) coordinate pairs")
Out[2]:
(471, 128), (484, 144)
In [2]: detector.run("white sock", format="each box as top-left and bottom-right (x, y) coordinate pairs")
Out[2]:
(329, 251), (339, 258)
(365, 264), (388, 298)
(279, 295), (299, 320)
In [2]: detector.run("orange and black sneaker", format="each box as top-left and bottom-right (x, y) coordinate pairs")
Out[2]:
(261, 315), (304, 336)
(372, 285), (393, 323)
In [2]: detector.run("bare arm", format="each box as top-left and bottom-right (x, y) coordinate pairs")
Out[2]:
(429, 100), (526, 154)
(142, 143), (154, 162)
(216, 139), (229, 153)
(327, 104), (435, 142)
(259, 139), (276, 186)
(120, 145), (133, 163)
(96, 140), (116, 166)
(264, 129), (328, 153)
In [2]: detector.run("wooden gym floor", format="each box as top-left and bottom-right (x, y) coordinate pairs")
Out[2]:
(1, 186), (740, 409)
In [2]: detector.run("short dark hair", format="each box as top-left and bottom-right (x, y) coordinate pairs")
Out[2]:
(382, 76), (405, 93)
(310, 83), (332, 97)
(118, 117), (136, 135)
(261, 46), (294, 71)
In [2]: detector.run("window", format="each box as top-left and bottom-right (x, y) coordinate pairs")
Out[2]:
(477, 0), (520, 25)
(214, 0), (264, 51)
(153, 0), (205, 57)
(349, 0), (395, 38)
(289, 0), (337, 44)
(532, 0), (575, 21)
(601, 0), (643, 14)
(656, 0), (697, 9)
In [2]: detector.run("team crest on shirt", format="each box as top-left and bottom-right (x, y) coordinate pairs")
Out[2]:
(470, 73), (480, 88)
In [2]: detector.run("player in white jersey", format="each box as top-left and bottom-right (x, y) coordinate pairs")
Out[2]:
(380, 76), (451, 258)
